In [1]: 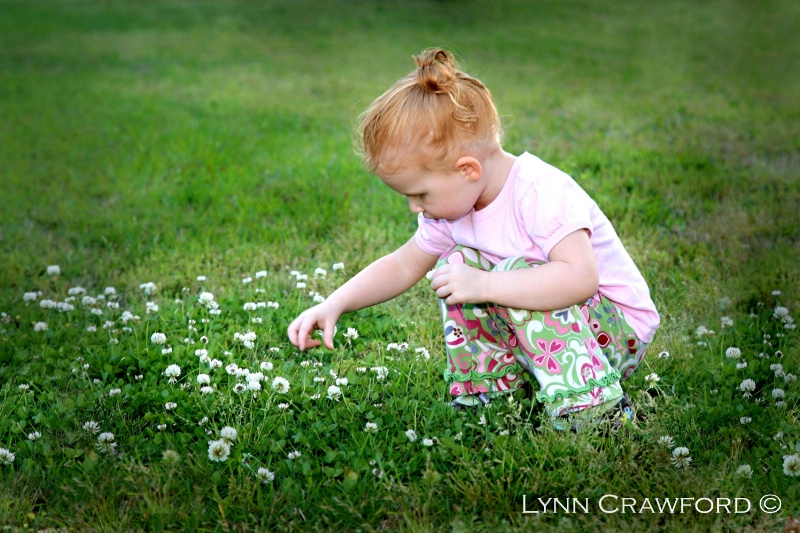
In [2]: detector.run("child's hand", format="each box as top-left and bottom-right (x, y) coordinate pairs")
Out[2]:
(287, 303), (340, 351)
(429, 263), (488, 305)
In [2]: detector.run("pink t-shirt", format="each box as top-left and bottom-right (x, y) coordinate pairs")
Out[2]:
(414, 152), (660, 344)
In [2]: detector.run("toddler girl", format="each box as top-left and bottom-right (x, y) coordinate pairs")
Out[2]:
(288, 48), (659, 427)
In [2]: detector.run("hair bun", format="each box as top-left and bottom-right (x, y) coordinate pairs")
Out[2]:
(414, 48), (457, 93)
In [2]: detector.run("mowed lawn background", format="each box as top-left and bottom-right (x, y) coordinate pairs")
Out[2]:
(1, 0), (799, 530)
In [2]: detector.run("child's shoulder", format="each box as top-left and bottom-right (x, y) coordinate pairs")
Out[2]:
(513, 152), (579, 191)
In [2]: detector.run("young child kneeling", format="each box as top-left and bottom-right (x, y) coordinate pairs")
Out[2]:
(288, 48), (660, 428)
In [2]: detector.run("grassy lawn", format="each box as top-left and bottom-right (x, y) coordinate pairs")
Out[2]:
(1, 0), (798, 530)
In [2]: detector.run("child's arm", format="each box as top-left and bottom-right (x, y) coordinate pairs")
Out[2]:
(430, 230), (598, 311)
(288, 238), (438, 350)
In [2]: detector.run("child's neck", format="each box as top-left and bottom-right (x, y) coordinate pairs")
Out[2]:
(474, 149), (517, 211)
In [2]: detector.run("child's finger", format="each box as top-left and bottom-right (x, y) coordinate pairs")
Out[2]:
(322, 325), (335, 350)
(296, 317), (318, 351)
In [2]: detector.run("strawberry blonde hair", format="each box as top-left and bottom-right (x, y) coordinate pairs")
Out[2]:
(356, 48), (502, 173)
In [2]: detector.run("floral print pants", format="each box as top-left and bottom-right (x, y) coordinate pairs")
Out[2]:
(438, 245), (649, 417)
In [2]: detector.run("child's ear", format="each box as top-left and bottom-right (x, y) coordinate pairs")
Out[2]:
(455, 156), (482, 183)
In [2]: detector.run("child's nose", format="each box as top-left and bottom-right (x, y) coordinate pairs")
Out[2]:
(408, 199), (424, 214)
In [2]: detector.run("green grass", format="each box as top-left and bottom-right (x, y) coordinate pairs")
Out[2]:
(1, 0), (799, 530)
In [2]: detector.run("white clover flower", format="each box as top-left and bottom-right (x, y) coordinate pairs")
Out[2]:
(372, 366), (389, 381)
(671, 447), (692, 469)
(260, 361), (273, 372)
(721, 316), (734, 328)
(242, 277), (252, 284)
(197, 374), (211, 385)
(356, 367), (367, 373)
(772, 388), (785, 399)
(46, 265), (61, 276)
(314, 267), (327, 279)
(243, 302), (257, 311)
(23, 291), (40, 302)
(33, 322), (48, 332)
(288, 450), (302, 460)
(246, 380), (262, 392)
(0, 448), (16, 465)
(108, 388), (122, 396)
(774, 306), (790, 320)
(327, 385), (342, 401)
(28, 431), (42, 441)
(96, 432), (117, 454)
(645, 373), (660, 385)
(209, 359), (223, 370)
(18, 383), (30, 392)
(256, 467), (275, 484)
(739, 379), (756, 398)
(196, 275), (207, 281)
(157, 424), (167, 431)
(422, 438), (435, 447)
(40, 299), (56, 309)
(415, 347), (431, 360)
(200, 386), (214, 395)
(725, 347), (741, 359)
(695, 325), (714, 337)
(405, 429), (418, 442)
(150, 332), (167, 345)
(267, 301), (279, 309)
(313, 377), (326, 383)
(736, 361), (748, 369)
(783, 454), (800, 476)
(278, 403), (290, 410)
(364, 422), (378, 433)
(220, 426), (237, 442)
(83, 421), (101, 433)
(785, 373), (797, 384)
(164, 364), (181, 381)
(734, 464), (752, 479)
(208, 439), (231, 462)
(658, 435), (675, 448)
(335, 377), (348, 387)
(344, 328), (358, 341)
(165, 402), (177, 410)
(161, 347), (173, 355)
(198, 292), (214, 304)
(81, 295), (97, 306)
(332, 263), (344, 271)
(740, 417), (752, 425)
(146, 302), (159, 314)
(139, 282), (157, 295)
(295, 282), (306, 289)
(162, 450), (180, 464)
(272, 376), (290, 394)
(255, 270), (267, 279)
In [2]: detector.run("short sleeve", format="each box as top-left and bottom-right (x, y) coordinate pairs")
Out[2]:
(521, 168), (596, 259)
(414, 214), (455, 256)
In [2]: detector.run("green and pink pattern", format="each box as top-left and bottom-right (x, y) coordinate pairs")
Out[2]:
(437, 245), (648, 417)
